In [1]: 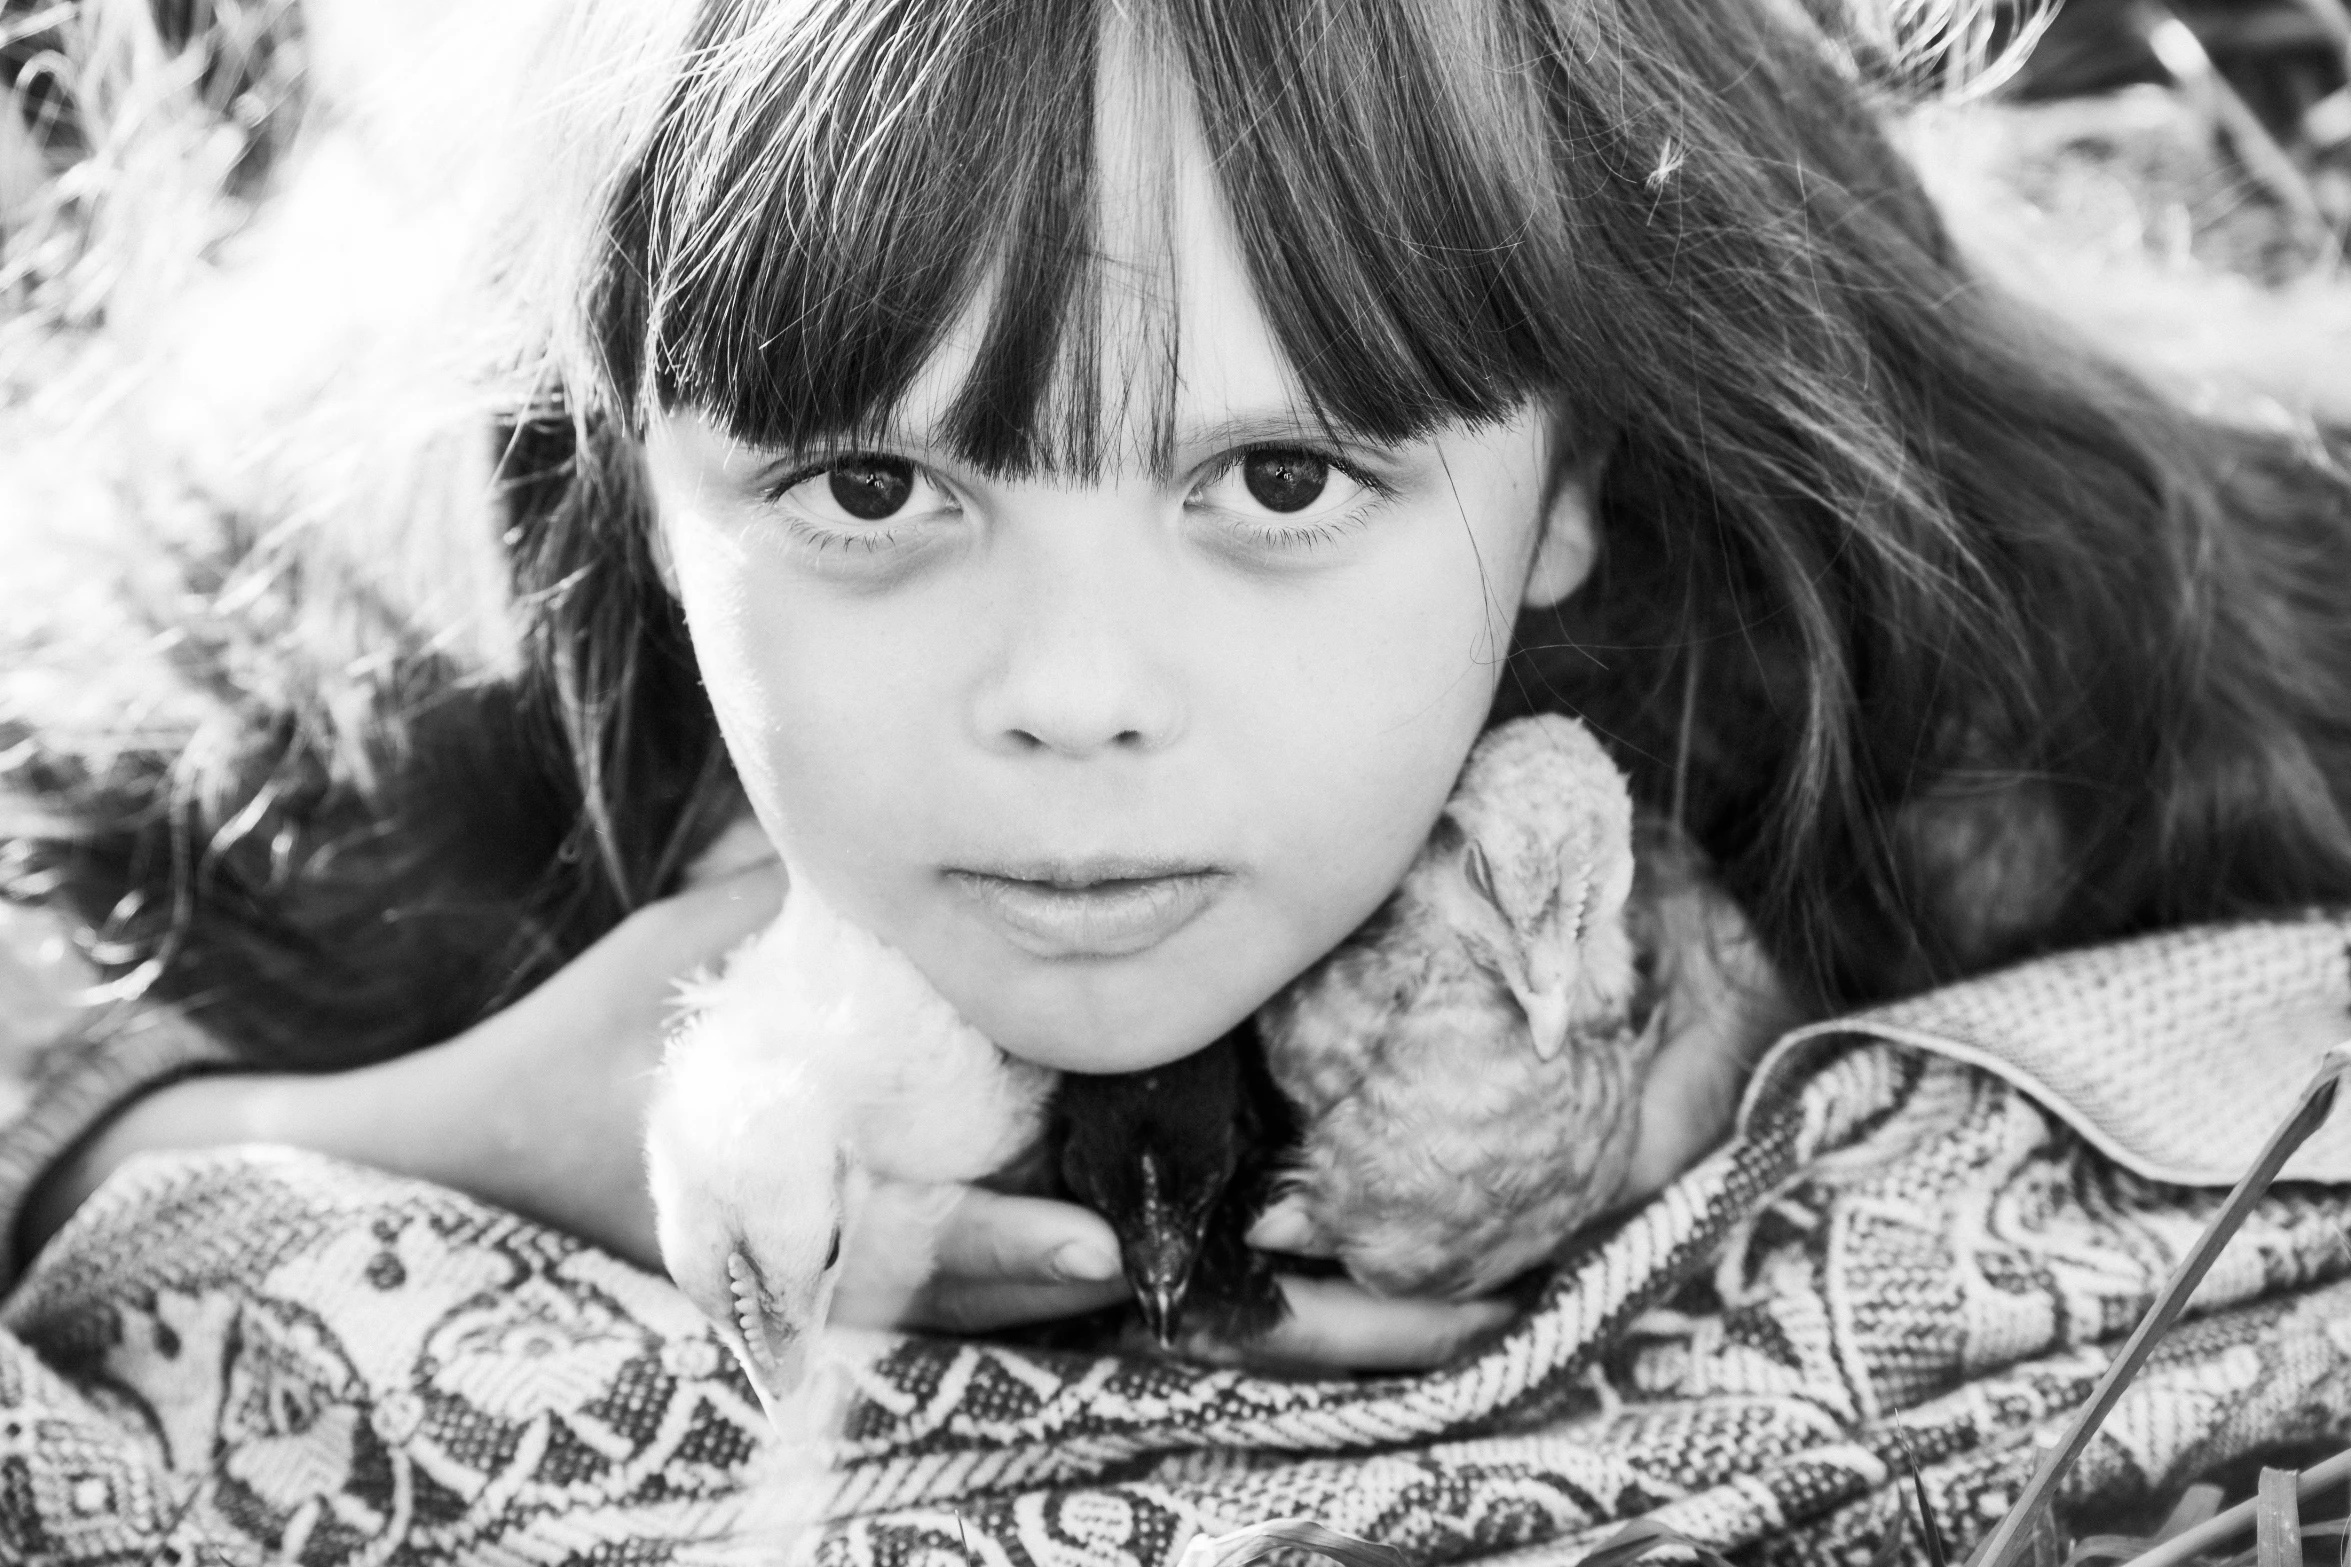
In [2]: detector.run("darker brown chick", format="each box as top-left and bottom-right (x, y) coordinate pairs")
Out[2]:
(1053, 1024), (1297, 1349)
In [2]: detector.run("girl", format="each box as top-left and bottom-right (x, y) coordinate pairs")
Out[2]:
(5, 0), (2350, 1380)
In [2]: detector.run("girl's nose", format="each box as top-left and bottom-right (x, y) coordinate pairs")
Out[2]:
(968, 549), (1187, 759)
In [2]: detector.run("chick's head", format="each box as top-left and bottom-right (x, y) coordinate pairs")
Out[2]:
(1441, 717), (1637, 1059)
(649, 1095), (870, 1413)
(1057, 1052), (1243, 1347)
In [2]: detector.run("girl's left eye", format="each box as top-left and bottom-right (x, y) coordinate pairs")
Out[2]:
(825, 456), (916, 520)
(1190, 447), (1390, 546)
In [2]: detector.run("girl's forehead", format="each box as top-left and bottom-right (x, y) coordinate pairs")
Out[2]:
(608, 0), (1574, 477)
(882, 49), (1322, 478)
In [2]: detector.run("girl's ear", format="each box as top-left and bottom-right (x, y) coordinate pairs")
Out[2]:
(1522, 450), (1605, 610)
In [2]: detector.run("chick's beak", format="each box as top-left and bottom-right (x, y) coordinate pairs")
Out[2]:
(727, 1247), (813, 1417)
(1140, 1279), (1188, 1349)
(1126, 1229), (1198, 1349)
(1513, 981), (1572, 1062)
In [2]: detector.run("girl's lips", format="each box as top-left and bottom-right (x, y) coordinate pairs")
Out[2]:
(945, 867), (1228, 959)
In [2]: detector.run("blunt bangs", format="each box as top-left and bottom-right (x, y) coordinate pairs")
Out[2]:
(590, 0), (1583, 477)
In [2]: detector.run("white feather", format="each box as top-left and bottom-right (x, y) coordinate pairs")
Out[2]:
(645, 869), (1057, 1434)
(674, 880), (1056, 1184)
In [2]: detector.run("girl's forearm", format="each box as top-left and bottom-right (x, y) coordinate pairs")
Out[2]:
(345, 1001), (666, 1270)
(20, 1073), (303, 1257)
(20, 1011), (665, 1272)
(20, 884), (781, 1274)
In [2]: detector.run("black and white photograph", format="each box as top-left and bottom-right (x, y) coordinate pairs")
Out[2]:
(5, 2), (2351, 1562)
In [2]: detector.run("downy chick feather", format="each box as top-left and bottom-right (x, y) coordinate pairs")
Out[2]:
(1256, 714), (1660, 1299)
(647, 872), (1055, 1418)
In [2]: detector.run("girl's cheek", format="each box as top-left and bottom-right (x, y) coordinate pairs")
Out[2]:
(1216, 488), (1540, 937)
(670, 529), (953, 868)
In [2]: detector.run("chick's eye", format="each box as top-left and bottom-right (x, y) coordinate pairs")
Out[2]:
(1463, 842), (1499, 906)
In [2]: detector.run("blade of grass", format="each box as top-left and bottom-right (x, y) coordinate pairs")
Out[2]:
(2070, 1485), (2233, 1567)
(1175, 1519), (1411, 1567)
(2032, 1512), (2066, 1567)
(2122, 1451), (2351, 1567)
(1573, 1517), (1741, 1567)
(2259, 1469), (2304, 1567)
(2159, 1487), (2227, 1541)
(1919, 1479), (1950, 1567)
(1969, 1041), (2351, 1567)
(1894, 1435), (1951, 1567)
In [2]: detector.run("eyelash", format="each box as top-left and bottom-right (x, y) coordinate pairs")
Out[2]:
(1188, 446), (1399, 553)
(755, 444), (1401, 555)
(796, 523), (909, 555)
(754, 459), (942, 554)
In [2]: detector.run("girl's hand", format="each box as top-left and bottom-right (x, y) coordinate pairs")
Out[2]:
(839, 1183), (1130, 1333)
(1200, 1279), (1517, 1374)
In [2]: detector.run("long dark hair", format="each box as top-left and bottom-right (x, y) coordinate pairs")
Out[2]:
(7, 0), (2349, 1066)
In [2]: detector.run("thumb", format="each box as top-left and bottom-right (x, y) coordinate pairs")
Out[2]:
(931, 1187), (1125, 1286)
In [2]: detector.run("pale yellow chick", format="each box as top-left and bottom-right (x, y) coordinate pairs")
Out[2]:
(1251, 715), (1659, 1299)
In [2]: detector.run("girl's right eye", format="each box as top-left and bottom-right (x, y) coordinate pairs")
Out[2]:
(761, 454), (959, 548)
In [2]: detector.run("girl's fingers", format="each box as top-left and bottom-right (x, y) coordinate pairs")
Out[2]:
(931, 1187), (1127, 1287)
(1201, 1276), (1515, 1373)
(1245, 1197), (1338, 1257)
(901, 1189), (1131, 1330)
(901, 1275), (1133, 1334)
(830, 1184), (1128, 1329)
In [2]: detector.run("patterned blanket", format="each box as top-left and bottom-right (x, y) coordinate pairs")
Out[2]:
(5, 918), (2350, 1567)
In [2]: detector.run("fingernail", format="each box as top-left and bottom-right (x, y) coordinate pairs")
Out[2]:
(1050, 1241), (1123, 1282)
(1247, 1200), (1316, 1253)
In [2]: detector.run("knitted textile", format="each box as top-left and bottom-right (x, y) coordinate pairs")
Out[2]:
(3, 917), (2350, 1566)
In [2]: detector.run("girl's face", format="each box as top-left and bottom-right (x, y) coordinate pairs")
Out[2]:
(645, 121), (1596, 1073)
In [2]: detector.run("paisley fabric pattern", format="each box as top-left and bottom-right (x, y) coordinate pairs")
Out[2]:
(4, 919), (2350, 1566)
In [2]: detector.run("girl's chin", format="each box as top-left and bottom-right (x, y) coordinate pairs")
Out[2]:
(921, 911), (1320, 1072)
(972, 984), (1266, 1075)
